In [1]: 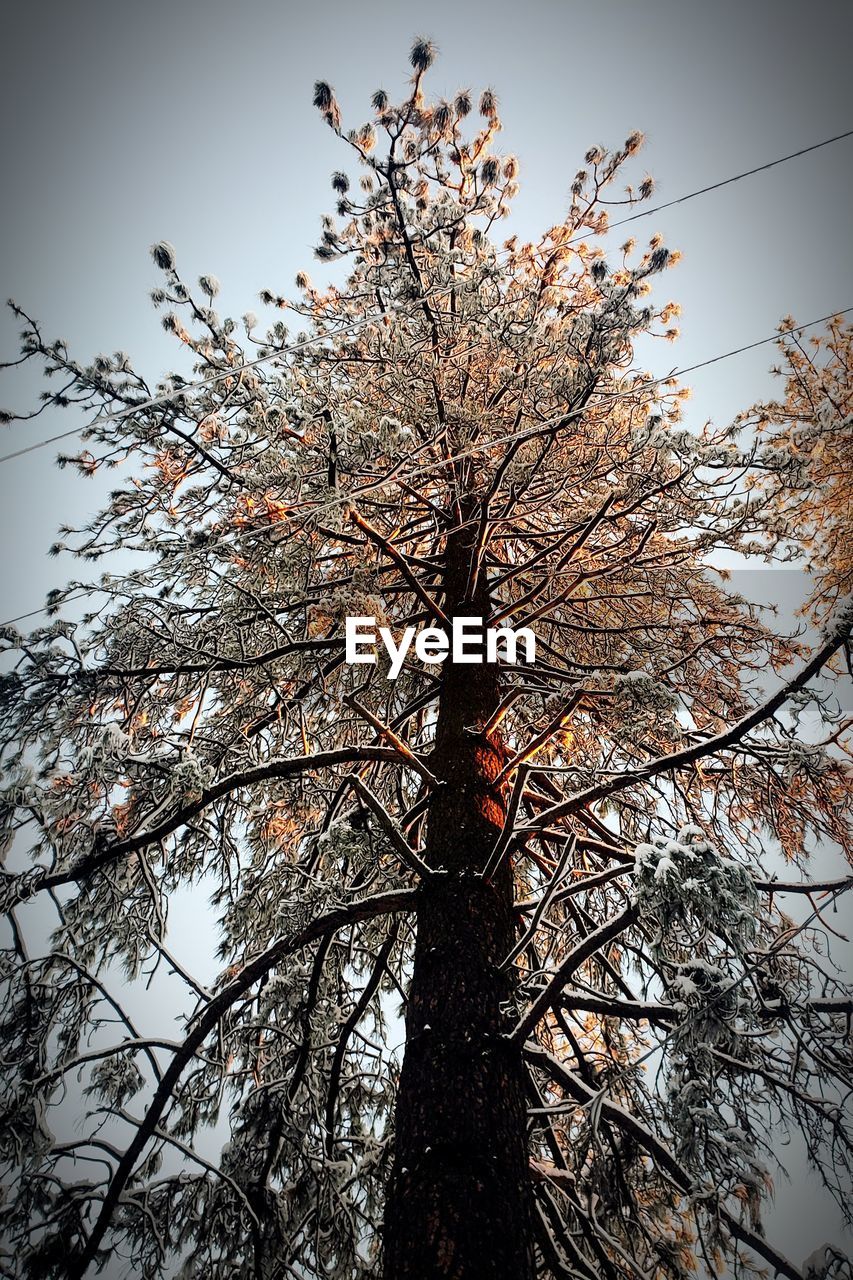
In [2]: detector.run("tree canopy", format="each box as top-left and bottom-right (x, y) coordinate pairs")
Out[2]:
(1, 40), (851, 1280)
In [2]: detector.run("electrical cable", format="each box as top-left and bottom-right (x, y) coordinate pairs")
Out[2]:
(523, 128), (853, 258)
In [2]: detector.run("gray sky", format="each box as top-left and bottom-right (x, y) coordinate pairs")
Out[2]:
(1, 0), (852, 1268)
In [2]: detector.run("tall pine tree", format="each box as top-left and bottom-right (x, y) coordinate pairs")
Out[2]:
(1, 40), (851, 1280)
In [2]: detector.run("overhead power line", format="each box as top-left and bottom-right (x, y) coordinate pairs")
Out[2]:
(1, 127), (850, 468)
(672, 307), (853, 376)
(1, 305), (849, 633)
(540, 127), (853, 255)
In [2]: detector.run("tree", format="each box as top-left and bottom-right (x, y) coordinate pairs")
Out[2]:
(738, 314), (853, 628)
(1, 39), (851, 1280)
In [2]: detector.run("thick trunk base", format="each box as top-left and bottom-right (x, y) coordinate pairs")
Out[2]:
(382, 571), (535, 1279)
(382, 874), (534, 1279)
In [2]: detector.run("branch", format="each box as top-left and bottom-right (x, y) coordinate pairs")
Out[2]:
(522, 630), (848, 834)
(559, 988), (677, 1026)
(525, 1044), (804, 1280)
(65, 888), (417, 1279)
(344, 775), (437, 879)
(509, 905), (637, 1044)
(90, 636), (343, 679)
(344, 695), (441, 787)
(755, 874), (853, 896)
(500, 835), (577, 970)
(348, 509), (450, 626)
(515, 862), (631, 913)
(324, 927), (398, 1155)
(21, 747), (403, 897)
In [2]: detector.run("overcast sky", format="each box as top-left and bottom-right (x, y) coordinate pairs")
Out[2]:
(1, 0), (851, 1267)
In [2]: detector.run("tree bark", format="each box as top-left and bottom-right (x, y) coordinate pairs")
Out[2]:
(382, 515), (535, 1279)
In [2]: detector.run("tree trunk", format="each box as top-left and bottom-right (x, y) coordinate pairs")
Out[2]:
(382, 517), (535, 1280)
